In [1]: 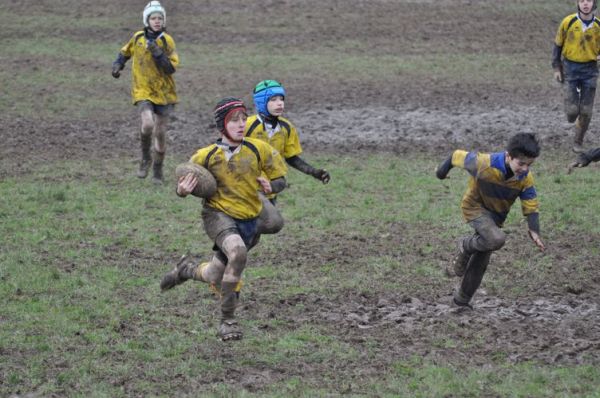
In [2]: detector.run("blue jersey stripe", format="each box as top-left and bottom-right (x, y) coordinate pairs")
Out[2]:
(478, 179), (522, 201)
(490, 152), (506, 174)
(464, 152), (478, 176)
(520, 186), (537, 200)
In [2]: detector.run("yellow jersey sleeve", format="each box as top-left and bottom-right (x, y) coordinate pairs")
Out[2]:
(555, 15), (573, 46)
(278, 117), (303, 159)
(119, 33), (138, 58)
(451, 150), (487, 176)
(250, 138), (287, 181)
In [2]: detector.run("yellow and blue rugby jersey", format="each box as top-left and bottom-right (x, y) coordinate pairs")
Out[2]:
(244, 115), (303, 159)
(451, 150), (539, 225)
(555, 13), (600, 63)
(189, 137), (287, 220)
(244, 115), (301, 199)
(120, 31), (179, 105)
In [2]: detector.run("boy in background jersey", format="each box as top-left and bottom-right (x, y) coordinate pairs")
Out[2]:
(246, 80), (330, 191)
(245, 80), (330, 242)
(436, 133), (546, 309)
(160, 98), (287, 341)
(112, 1), (178, 184)
(552, 0), (600, 153)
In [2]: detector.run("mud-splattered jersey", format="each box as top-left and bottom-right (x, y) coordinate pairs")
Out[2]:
(189, 138), (287, 220)
(244, 115), (303, 159)
(119, 30), (179, 105)
(555, 13), (600, 63)
(451, 150), (539, 225)
(244, 115), (301, 199)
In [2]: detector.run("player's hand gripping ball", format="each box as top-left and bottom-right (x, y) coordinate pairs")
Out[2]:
(175, 162), (217, 199)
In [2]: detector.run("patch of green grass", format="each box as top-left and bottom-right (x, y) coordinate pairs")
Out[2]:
(2, 152), (600, 397)
(371, 361), (600, 397)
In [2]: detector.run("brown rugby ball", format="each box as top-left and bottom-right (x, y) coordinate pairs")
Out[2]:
(175, 162), (217, 199)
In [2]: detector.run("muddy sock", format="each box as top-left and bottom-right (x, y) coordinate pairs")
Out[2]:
(152, 150), (165, 182)
(575, 116), (589, 145)
(453, 289), (471, 305)
(220, 281), (240, 320)
(138, 135), (152, 178)
(459, 251), (491, 299)
(180, 262), (199, 280)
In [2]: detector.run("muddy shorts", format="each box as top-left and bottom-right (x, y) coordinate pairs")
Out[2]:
(201, 206), (258, 250)
(563, 59), (599, 88)
(136, 100), (175, 116)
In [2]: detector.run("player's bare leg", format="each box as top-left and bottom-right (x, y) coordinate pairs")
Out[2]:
(138, 109), (154, 178)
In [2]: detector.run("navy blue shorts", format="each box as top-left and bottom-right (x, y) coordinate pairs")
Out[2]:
(563, 59), (599, 88)
(136, 100), (174, 116)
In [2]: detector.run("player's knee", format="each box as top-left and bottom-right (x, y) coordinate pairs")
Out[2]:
(579, 106), (593, 122)
(221, 235), (247, 275)
(227, 247), (247, 271)
(581, 86), (596, 106)
(141, 120), (154, 135)
(565, 102), (579, 122)
(485, 230), (506, 251)
(155, 115), (169, 130)
(263, 212), (284, 234)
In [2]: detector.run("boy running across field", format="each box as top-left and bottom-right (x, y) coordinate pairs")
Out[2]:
(244, 80), (330, 241)
(552, 0), (600, 153)
(246, 80), (330, 190)
(111, 1), (179, 184)
(436, 133), (546, 309)
(160, 98), (287, 341)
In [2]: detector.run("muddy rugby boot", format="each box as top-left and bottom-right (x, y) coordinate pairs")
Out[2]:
(152, 160), (164, 185)
(453, 289), (473, 310)
(160, 255), (198, 291)
(448, 238), (470, 277)
(151, 150), (165, 185)
(218, 283), (243, 341)
(573, 118), (586, 153)
(217, 319), (243, 341)
(137, 157), (152, 178)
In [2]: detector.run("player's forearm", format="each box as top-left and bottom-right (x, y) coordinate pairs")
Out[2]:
(436, 154), (453, 179)
(551, 44), (562, 69)
(526, 212), (540, 234)
(153, 53), (176, 74)
(270, 177), (286, 194)
(286, 155), (318, 176)
(113, 53), (129, 68)
(585, 147), (600, 163)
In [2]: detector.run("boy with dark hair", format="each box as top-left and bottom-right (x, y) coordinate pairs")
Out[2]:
(111, 1), (179, 183)
(160, 98), (287, 341)
(552, 0), (600, 153)
(436, 133), (546, 308)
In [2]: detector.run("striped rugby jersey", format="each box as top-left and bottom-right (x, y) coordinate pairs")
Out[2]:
(451, 150), (539, 225)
